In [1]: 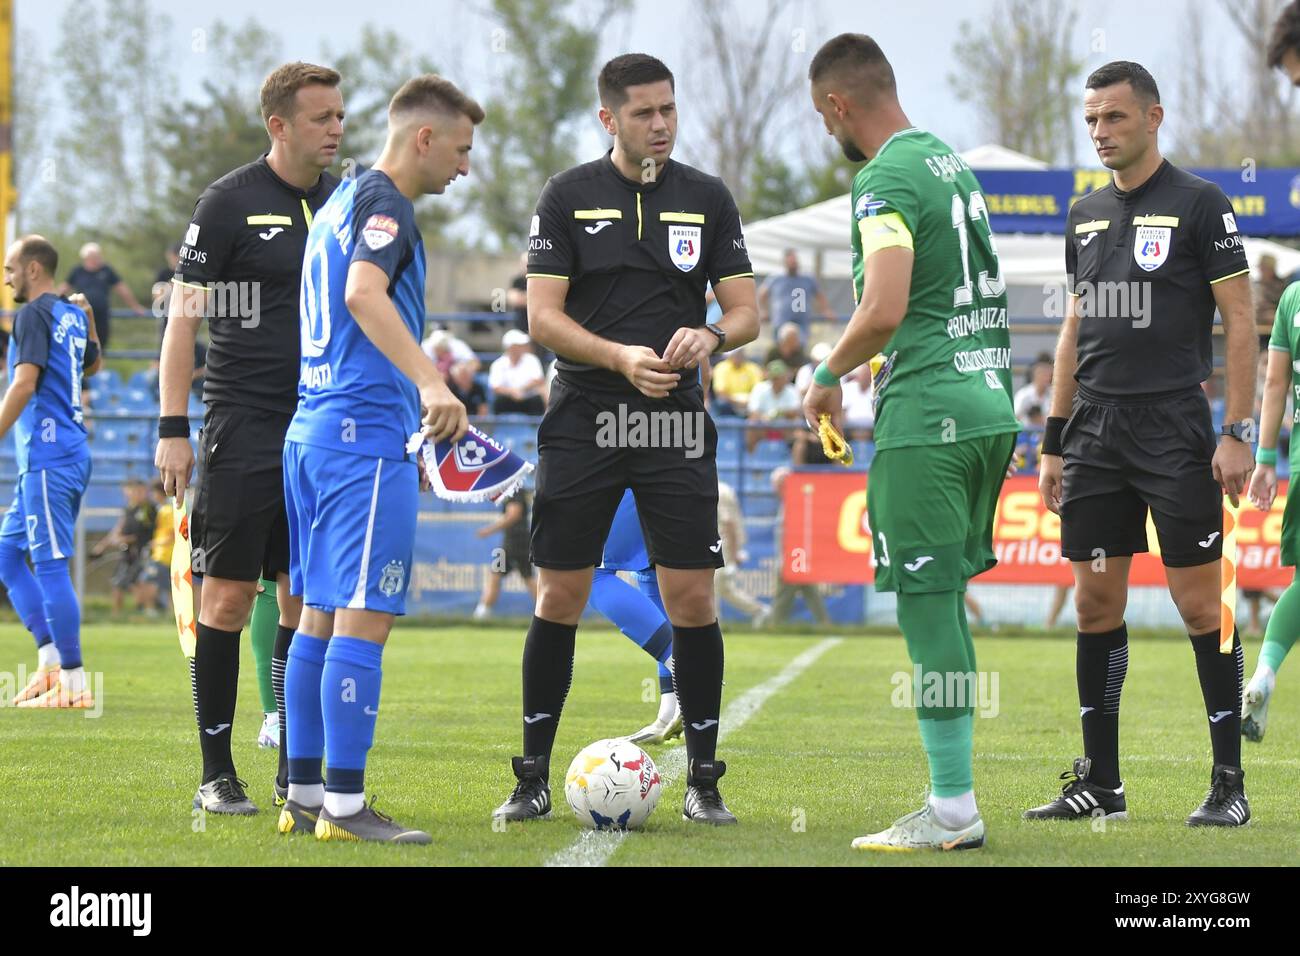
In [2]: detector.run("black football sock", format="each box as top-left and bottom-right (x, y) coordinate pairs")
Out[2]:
(1077, 624), (1128, 790)
(521, 616), (576, 769)
(273, 623), (294, 790)
(194, 622), (242, 784)
(672, 621), (724, 769)
(1190, 628), (1244, 771)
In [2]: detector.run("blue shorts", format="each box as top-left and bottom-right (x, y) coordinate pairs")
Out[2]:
(283, 440), (417, 615)
(599, 489), (651, 572)
(0, 459), (92, 563)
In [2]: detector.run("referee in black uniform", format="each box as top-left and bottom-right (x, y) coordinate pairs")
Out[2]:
(1026, 62), (1257, 827)
(156, 62), (344, 814)
(492, 54), (759, 825)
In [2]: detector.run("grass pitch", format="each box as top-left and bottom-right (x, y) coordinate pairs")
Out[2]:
(1, 622), (1297, 866)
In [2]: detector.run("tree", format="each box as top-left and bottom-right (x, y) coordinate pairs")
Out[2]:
(468, 0), (629, 250)
(947, 0), (1084, 165)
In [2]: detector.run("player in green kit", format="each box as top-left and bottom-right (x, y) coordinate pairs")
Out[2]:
(803, 34), (1019, 851)
(1244, 280), (1300, 741)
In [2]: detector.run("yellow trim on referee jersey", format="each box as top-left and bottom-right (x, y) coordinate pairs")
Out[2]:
(715, 272), (754, 283)
(660, 212), (705, 224)
(636, 194), (643, 240)
(1074, 220), (1110, 234)
(859, 212), (913, 256)
(525, 273), (569, 281)
(1210, 268), (1251, 285)
(1133, 215), (1179, 228)
(172, 279), (208, 291)
(247, 214), (294, 226)
(301, 200), (314, 228)
(573, 209), (623, 220)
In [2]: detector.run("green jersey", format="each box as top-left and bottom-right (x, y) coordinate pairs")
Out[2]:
(850, 128), (1019, 450)
(1267, 281), (1300, 471)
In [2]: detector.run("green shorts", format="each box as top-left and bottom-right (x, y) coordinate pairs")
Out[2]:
(866, 431), (1016, 593)
(1282, 483), (1300, 568)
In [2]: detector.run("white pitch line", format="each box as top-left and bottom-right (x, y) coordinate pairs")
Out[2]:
(545, 637), (843, 867)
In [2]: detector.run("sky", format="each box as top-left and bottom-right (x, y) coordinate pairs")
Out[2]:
(15, 0), (1262, 169)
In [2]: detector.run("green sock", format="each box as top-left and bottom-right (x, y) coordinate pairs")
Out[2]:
(249, 577), (278, 714)
(896, 589), (975, 796)
(1261, 576), (1300, 675)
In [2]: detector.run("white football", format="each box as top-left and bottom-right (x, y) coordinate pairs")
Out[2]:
(564, 738), (662, 830)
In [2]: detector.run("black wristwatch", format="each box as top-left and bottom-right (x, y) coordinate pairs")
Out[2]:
(702, 323), (726, 353)
(1220, 419), (1257, 444)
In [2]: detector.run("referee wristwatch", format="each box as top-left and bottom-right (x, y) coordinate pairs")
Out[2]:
(702, 323), (726, 353)
(1220, 419), (1257, 444)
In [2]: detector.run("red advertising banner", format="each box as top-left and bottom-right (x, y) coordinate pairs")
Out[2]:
(781, 472), (1292, 589)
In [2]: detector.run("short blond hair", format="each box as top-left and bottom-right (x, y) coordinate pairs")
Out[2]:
(388, 74), (484, 125)
(260, 61), (341, 123)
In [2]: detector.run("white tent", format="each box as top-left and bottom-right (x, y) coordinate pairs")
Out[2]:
(743, 144), (1300, 282)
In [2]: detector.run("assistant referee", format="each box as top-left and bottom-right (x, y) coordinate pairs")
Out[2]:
(1027, 62), (1256, 827)
(492, 53), (759, 826)
(156, 62), (344, 815)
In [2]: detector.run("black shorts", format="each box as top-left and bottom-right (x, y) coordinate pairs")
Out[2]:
(498, 541), (533, 578)
(531, 378), (722, 571)
(1060, 386), (1223, 568)
(190, 402), (293, 581)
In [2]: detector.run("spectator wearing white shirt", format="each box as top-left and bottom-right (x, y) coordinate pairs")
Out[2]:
(746, 359), (801, 452)
(490, 329), (547, 415)
(795, 341), (833, 395)
(423, 329), (479, 377)
(840, 363), (875, 440)
(1013, 354), (1053, 426)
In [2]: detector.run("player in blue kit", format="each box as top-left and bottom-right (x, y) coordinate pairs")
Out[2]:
(278, 75), (482, 843)
(0, 236), (102, 708)
(588, 489), (681, 743)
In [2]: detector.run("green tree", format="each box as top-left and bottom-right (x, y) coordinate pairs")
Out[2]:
(469, 0), (629, 250)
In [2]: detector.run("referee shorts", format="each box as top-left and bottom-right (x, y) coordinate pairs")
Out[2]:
(1060, 386), (1223, 568)
(190, 402), (293, 582)
(531, 379), (722, 571)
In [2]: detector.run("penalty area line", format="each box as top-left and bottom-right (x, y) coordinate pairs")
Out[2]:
(544, 636), (843, 867)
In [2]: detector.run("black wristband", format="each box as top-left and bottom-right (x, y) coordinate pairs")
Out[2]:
(158, 416), (190, 439)
(1041, 416), (1068, 457)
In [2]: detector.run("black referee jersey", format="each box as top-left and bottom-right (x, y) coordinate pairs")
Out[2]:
(525, 150), (753, 393)
(175, 155), (340, 415)
(1065, 159), (1249, 397)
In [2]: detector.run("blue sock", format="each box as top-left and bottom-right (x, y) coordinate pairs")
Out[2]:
(285, 633), (329, 786)
(321, 637), (384, 795)
(35, 559), (80, 669)
(634, 570), (674, 692)
(589, 566), (673, 685)
(0, 540), (52, 650)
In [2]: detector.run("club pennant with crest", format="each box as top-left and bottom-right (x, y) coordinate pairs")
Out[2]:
(413, 424), (533, 503)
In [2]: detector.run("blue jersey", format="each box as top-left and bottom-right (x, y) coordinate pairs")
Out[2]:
(6, 294), (91, 474)
(286, 169), (426, 462)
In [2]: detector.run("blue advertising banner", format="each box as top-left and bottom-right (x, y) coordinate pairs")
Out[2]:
(975, 167), (1300, 236)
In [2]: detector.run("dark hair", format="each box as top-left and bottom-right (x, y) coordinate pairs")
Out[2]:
(260, 62), (341, 123)
(808, 33), (896, 97)
(598, 54), (674, 111)
(14, 235), (58, 277)
(389, 74), (485, 124)
(1086, 61), (1160, 106)
(1269, 2), (1300, 68)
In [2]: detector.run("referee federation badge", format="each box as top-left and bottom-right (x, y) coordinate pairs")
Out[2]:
(669, 225), (701, 272)
(1133, 225), (1171, 271)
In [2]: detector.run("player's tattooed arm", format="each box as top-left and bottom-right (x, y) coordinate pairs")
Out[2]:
(527, 275), (680, 399)
(825, 246), (911, 378)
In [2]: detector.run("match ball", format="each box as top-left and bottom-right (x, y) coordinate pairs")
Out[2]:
(564, 738), (661, 830)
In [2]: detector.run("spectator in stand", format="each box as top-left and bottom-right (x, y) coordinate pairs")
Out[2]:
(58, 242), (147, 351)
(92, 478), (156, 616)
(1255, 254), (1288, 334)
(1013, 353), (1053, 426)
(795, 341), (831, 394)
(840, 361), (875, 441)
(153, 243), (182, 336)
(422, 328), (479, 377)
(134, 481), (174, 616)
(489, 328), (546, 414)
(768, 467), (830, 626)
(746, 359), (802, 452)
(711, 347), (764, 417)
(766, 321), (809, 370)
(758, 249), (837, 340)
(505, 252), (529, 333)
(1016, 404), (1046, 473)
(449, 360), (488, 417)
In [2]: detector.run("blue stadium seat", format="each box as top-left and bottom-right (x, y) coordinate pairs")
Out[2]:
(127, 369), (156, 392)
